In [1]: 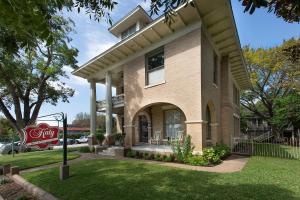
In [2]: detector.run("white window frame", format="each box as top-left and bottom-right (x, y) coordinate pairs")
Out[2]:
(145, 47), (165, 86)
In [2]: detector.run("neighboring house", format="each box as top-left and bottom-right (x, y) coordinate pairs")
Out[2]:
(73, 0), (251, 152)
(243, 116), (295, 138)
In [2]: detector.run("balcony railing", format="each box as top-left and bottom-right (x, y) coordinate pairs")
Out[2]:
(96, 94), (125, 111)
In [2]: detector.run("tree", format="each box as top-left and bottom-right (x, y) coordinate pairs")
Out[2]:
(241, 38), (300, 136)
(239, 0), (300, 23)
(0, 0), (118, 55)
(0, 16), (78, 140)
(0, 116), (13, 136)
(272, 93), (300, 135)
(72, 112), (116, 132)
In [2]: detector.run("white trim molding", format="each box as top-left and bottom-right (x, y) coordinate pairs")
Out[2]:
(185, 120), (207, 124)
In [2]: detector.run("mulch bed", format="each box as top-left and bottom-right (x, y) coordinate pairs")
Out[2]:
(0, 178), (36, 200)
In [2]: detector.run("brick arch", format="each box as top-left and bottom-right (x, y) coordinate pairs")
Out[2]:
(205, 100), (217, 144)
(131, 102), (187, 145)
(206, 100), (216, 123)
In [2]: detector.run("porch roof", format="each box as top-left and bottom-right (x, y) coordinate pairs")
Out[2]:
(72, 0), (251, 90)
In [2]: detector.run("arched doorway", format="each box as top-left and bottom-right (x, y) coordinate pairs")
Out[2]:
(138, 115), (149, 143)
(132, 103), (187, 145)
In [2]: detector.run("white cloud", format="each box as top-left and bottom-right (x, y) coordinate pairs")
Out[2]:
(63, 66), (89, 86)
(85, 37), (115, 59)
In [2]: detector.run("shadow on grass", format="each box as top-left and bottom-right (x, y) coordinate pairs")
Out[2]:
(22, 159), (299, 200)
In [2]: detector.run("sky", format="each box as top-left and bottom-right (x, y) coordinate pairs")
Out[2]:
(38, 0), (300, 125)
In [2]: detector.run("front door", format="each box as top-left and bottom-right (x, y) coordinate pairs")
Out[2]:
(139, 115), (148, 143)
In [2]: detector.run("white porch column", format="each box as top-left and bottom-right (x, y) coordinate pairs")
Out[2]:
(90, 79), (97, 135)
(105, 71), (113, 137)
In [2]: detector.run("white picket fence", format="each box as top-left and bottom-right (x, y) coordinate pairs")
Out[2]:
(232, 136), (300, 160)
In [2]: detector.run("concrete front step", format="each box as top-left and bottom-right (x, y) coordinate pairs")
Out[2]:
(98, 146), (124, 157)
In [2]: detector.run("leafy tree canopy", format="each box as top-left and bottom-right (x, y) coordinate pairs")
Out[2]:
(0, 16), (78, 137)
(0, 0), (117, 54)
(241, 38), (300, 135)
(239, 0), (300, 23)
(272, 94), (300, 132)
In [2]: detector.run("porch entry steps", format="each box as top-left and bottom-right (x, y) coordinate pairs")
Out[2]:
(254, 132), (273, 142)
(98, 146), (124, 157)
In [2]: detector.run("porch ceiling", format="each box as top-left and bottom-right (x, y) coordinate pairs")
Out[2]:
(72, 0), (251, 90)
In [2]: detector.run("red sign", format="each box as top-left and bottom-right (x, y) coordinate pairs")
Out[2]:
(23, 123), (59, 149)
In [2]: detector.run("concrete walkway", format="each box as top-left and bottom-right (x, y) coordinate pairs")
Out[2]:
(21, 153), (249, 174)
(155, 155), (249, 173)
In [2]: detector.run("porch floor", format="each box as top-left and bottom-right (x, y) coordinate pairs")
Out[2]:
(132, 144), (172, 153)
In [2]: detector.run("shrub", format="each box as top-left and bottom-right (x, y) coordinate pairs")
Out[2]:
(126, 149), (136, 158)
(186, 156), (209, 166)
(95, 132), (105, 145)
(171, 135), (194, 163)
(143, 152), (149, 159)
(16, 195), (28, 200)
(182, 135), (193, 161)
(171, 139), (183, 162)
(154, 153), (162, 161)
(162, 154), (167, 161)
(202, 148), (221, 165)
(163, 155), (173, 162)
(79, 146), (92, 153)
(114, 133), (125, 146)
(213, 144), (231, 159)
(0, 178), (11, 185)
(150, 153), (155, 160)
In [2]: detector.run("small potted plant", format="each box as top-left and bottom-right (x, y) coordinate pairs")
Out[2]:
(95, 132), (105, 146)
(114, 133), (124, 146)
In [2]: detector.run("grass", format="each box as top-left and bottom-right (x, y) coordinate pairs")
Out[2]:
(254, 143), (300, 159)
(235, 142), (300, 159)
(0, 150), (80, 170)
(22, 156), (300, 200)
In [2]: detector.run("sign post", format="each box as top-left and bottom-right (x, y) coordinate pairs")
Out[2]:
(60, 113), (69, 180)
(23, 112), (69, 180)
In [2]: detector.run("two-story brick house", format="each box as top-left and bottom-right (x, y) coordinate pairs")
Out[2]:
(72, 0), (250, 152)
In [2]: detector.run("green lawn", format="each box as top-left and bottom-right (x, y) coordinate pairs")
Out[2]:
(22, 156), (300, 200)
(0, 150), (80, 170)
(254, 143), (300, 159)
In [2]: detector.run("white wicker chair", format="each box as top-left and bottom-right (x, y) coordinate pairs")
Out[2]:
(150, 130), (161, 146)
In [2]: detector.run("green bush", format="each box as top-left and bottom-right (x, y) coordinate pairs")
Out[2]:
(143, 152), (149, 159)
(186, 156), (209, 166)
(171, 135), (194, 163)
(79, 146), (92, 153)
(163, 155), (173, 162)
(202, 148), (221, 165)
(0, 178), (11, 185)
(15, 195), (28, 200)
(213, 144), (231, 159)
(154, 153), (162, 161)
(114, 133), (125, 146)
(95, 132), (105, 145)
(126, 150), (136, 158)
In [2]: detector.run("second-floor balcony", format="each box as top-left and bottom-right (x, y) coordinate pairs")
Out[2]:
(96, 94), (124, 113)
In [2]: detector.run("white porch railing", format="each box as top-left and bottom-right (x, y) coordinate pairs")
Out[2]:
(96, 94), (124, 111)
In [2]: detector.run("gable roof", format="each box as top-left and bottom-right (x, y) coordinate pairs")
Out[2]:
(73, 0), (251, 90)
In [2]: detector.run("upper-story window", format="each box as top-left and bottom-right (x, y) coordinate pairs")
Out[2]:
(121, 24), (137, 39)
(213, 51), (218, 85)
(233, 84), (240, 105)
(146, 48), (165, 86)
